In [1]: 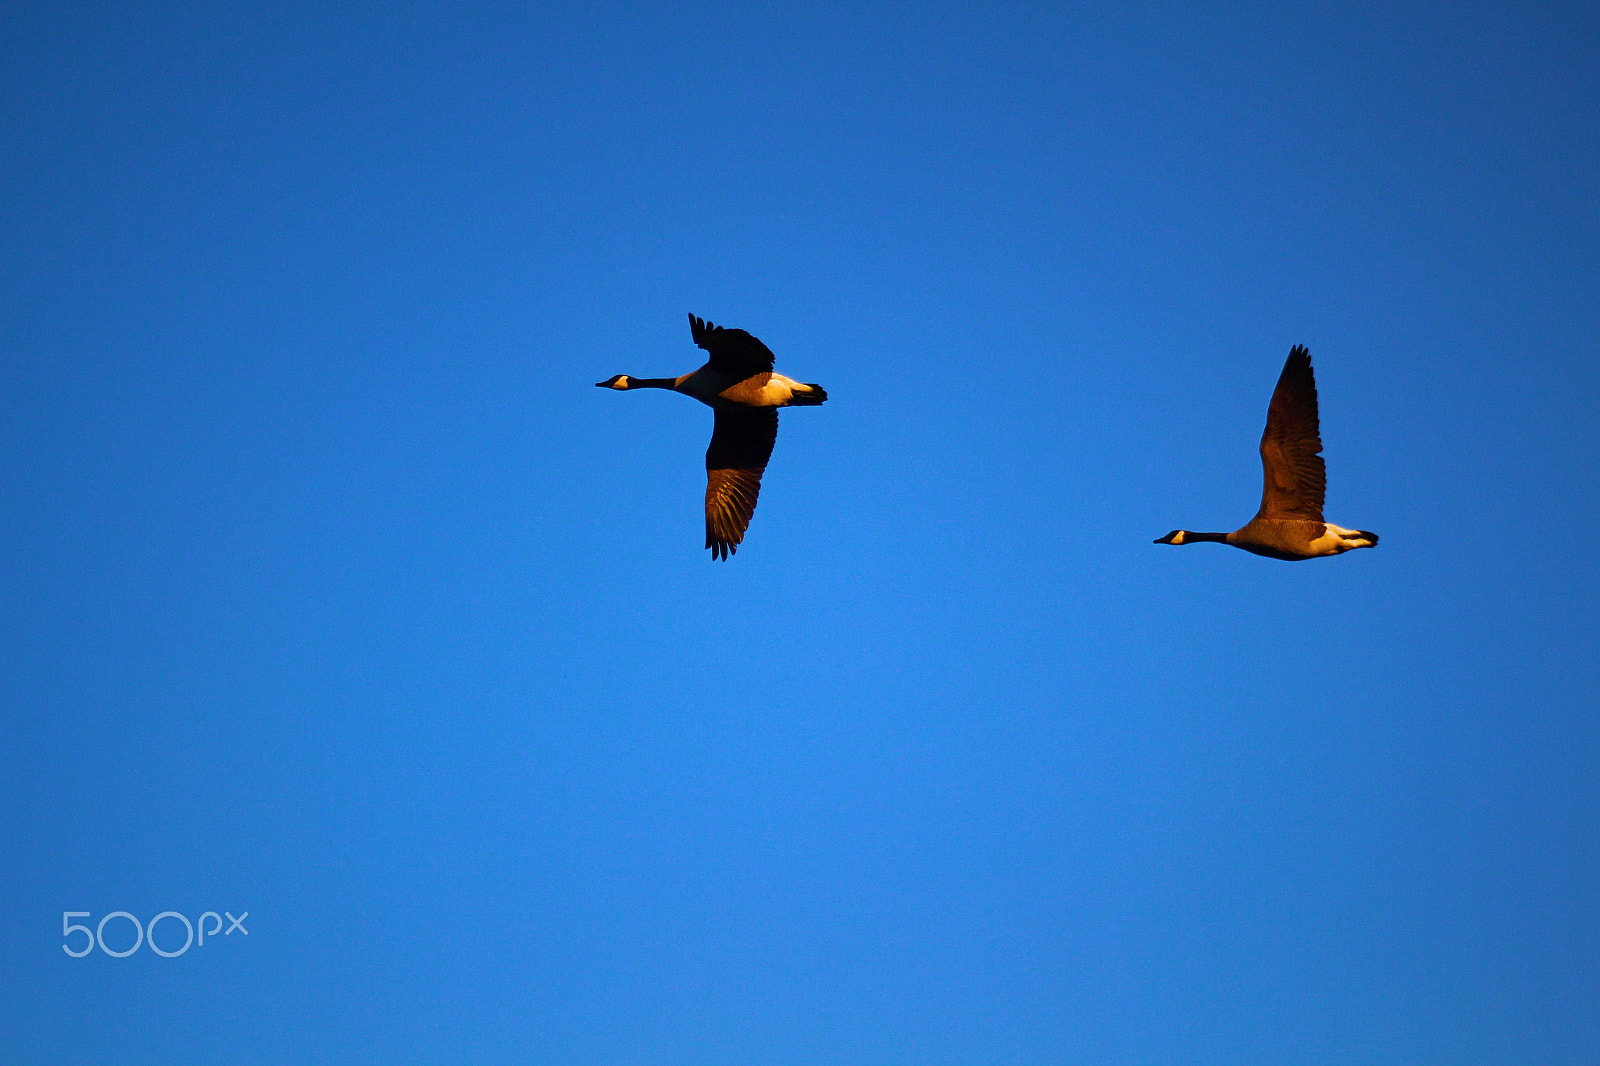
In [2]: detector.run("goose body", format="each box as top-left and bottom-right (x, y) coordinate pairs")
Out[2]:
(597, 314), (827, 560)
(1155, 345), (1377, 561)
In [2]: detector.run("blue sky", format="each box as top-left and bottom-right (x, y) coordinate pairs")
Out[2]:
(3, 1), (1597, 1062)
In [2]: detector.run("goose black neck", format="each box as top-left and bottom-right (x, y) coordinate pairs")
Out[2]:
(1186, 531), (1230, 543)
(630, 377), (679, 390)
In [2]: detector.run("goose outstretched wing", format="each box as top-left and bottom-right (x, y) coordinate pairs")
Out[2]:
(689, 313), (776, 379)
(1257, 345), (1326, 521)
(704, 407), (779, 560)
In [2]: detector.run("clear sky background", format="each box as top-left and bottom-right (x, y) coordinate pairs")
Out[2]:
(3, 1), (1597, 1062)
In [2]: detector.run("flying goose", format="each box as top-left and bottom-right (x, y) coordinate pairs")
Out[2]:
(1155, 345), (1377, 560)
(597, 314), (828, 560)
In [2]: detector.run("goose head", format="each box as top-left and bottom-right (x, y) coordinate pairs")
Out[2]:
(596, 374), (633, 389)
(1154, 530), (1187, 545)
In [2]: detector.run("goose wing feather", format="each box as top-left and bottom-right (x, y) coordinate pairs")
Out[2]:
(689, 313), (776, 378)
(1256, 345), (1326, 521)
(704, 407), (779, 559)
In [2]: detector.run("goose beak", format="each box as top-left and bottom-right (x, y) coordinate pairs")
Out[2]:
(594, 380), (610, 388)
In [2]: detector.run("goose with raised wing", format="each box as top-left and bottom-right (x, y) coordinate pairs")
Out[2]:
(1155, 345), (1377, 560)
(597, 314), (827, 560)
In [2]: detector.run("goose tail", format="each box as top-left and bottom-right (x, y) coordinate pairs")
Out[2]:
(788, 383), (828, 405)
